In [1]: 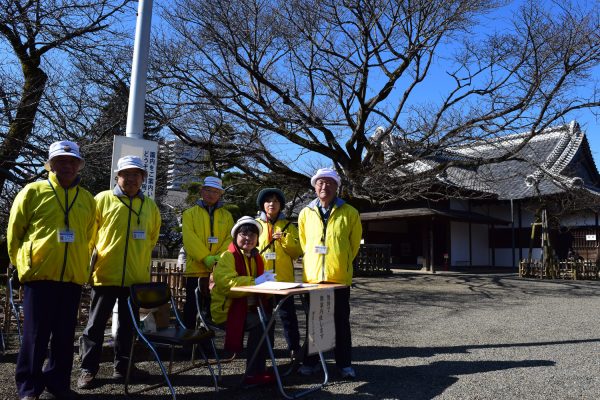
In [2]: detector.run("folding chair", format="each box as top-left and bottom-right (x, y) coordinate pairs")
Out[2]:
(193, 283), (237, 379)
(7, 266), (23, 347)
(126, 282), (218, 399)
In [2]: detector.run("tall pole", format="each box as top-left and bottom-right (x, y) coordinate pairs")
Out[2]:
(126, 0), (154, 139)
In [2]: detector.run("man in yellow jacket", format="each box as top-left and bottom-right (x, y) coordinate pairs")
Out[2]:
(181, 176), (234, 328)
(298, 168), (362, 379)
(256, 188), (303, 361)
(78, 155), (161, 389)
(8, 140), (95, 400)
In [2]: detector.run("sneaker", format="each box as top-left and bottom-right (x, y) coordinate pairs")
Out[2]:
(298, 364), (320, 376)
(19, 397), (38, 400)
(340, 366), (356, 379)
(76, 371), (95, 389)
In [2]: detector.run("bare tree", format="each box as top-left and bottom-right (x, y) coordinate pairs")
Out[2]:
(0, 0), (132, 192)
(150, 0), (600, 203)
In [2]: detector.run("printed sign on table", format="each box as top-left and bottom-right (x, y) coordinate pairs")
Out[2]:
(308, 288), (335, 355)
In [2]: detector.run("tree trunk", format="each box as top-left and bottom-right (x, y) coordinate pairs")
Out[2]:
(0, 65), (47, 192)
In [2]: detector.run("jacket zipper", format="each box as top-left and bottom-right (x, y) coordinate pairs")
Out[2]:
(59, 187), (69, 282)
(121, 197), (133, 287)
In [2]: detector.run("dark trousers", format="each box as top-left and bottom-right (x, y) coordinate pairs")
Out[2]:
(80, 286), (136, 375)
(275, 294), (301, 353)
(15, 280), (82, 398)
(303, 286), (352, 368)
(183, 276), (210, 329)
(245, 311), (274, 375)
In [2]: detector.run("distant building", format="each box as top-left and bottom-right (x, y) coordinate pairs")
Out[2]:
(360, 121), (600, 269)
(163, 140), (206, 191)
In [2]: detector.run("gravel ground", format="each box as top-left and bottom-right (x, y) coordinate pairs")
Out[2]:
(2, 270), (600, 399)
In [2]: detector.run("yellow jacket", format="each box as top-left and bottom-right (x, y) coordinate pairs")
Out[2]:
(7, 172), (95, 285)
(91, 187), (161, 287)
(210, 249), (262, 325)
(298, 198), (362, 286)
(182, 201), (234, 277)
(256, 212), (302, 283)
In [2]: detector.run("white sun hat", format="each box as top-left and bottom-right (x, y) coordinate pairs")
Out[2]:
(44, 140), (85, 171)
(203, 176), (224, 191)
(310, 167), (341, 187)
(114, 155), (147, 177)
(231, 216), (263, 238)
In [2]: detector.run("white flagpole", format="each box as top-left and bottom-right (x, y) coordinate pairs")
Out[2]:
(126, 0), (154, 139)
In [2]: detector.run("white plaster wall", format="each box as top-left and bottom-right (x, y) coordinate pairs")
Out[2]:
(450, 221), (469, 266)
(472, 224), (490, 265)
(450, 221), (489, 266)
(494, 248), (542, 267)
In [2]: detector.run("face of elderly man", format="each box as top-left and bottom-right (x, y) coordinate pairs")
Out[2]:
(50, 155), (82, 188)
(117, 168), (144, 197)
(314, 177), (338, 206)
(201, 186), (222, 206)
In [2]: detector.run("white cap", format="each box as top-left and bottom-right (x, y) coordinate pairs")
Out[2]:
(203, 176), (223, 191)
(114, 155), (147, 176)
(310, 167), (341, 187)
(44, 140), (84, 171)
(231, 216), (263, 238)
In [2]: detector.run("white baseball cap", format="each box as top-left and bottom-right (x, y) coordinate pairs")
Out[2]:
(203, 176), (224, 191)
(44, 140), (84, 171)
(310, 167), (341, 187)
(114, 155), (147, 177)
(231, 216), (263, 238)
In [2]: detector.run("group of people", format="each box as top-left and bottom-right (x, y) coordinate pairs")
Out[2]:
(7, 140), (363, 400)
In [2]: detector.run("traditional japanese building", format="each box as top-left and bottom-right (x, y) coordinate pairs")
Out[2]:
(361, 121), (600, 269)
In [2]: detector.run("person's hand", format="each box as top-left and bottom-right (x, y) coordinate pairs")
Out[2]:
(203, 255), (220, 268)
(272, 231), (283, 240)
(255, 270), (276, 285)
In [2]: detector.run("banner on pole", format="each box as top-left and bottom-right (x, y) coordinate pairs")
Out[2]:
(307, 288), (335, 355)
(111, 136), (159, 199)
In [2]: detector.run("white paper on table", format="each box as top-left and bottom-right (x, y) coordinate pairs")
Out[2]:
(254, 281), (303, 290)
(308, 288), (335, 355)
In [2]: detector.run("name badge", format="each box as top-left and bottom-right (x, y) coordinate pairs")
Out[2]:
(208, 236), (219, 244)
(314, 245), (328, 254)
(264, 252), (277, 260)
(58, 230), (75, 243)
(132, 230), (146, 240)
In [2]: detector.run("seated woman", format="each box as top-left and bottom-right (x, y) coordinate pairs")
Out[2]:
(210, 216), (277, 385)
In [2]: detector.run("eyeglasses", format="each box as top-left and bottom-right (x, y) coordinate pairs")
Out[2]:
(238, 232), (258, 239)
(118, 171), (143, 179)
(315, 179), (337, 187)
(202, 188), (222, 195)
(264, 199), (280, 204)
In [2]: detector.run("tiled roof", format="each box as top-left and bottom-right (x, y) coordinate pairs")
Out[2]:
(389, 121), (600, 200)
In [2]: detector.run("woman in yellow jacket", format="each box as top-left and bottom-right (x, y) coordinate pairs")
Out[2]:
(78, 156), (161, 389)
(255, 188), (303, 361)
(211, 216), (277, 386)
(8, 141), (95, 400)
